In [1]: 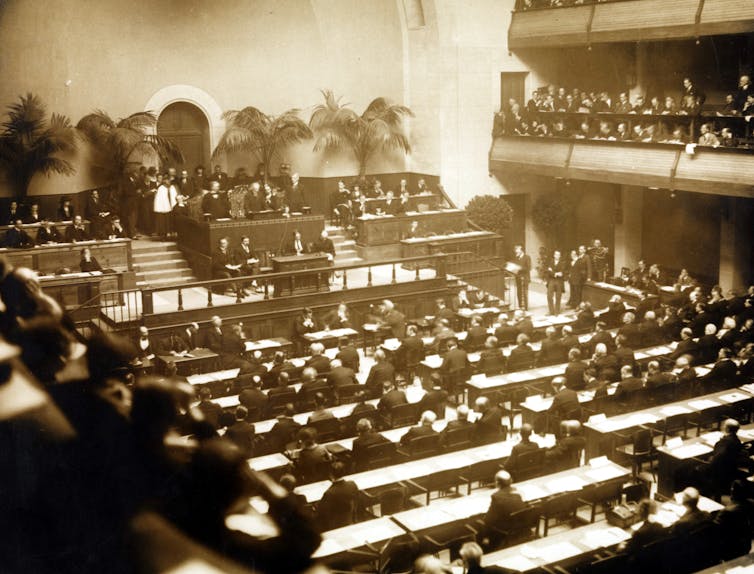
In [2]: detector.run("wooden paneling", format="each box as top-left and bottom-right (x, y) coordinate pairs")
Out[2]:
(700, 0), (754, 35)
(590, 0), (696, 38)
(509, 6), (591, 48)
(568, 143), (677, 188)
(674, 150), (754, 198)
(0, 239), (132, 274)
(488, 137), (570, 178)
(355, 210), (467, 247)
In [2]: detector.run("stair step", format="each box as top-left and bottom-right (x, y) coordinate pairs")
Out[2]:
(137, 276), (197, 288)
(136, 268), (195, 281)
(132, 242), (180, 255)
(134, 259), (191, 271)
(133, 250), (183, 263)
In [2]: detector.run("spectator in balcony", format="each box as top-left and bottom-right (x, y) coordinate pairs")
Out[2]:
(615, 122), (630, 141)
(506, 103), (523, 134)
(648, 96), (662, 114)
(720, 127), (736, 148)
(720, 93), (737, 116)
(552, 118), (568, 137)
(661, 96), (678, 115)
(4, 219), (32, 248)
(556, 87), (568, 111)
(565, 93), (578, 113)
(630, 123), (644, 141)
(698, 123), (720, 147)
(613, 92), (632, 114)
(734, 75), (752, 113)
(577, 97), (594, 114)
(682, 77), (705, 106)
(595, 91), (612, 113)
(596, 120), (615, 140)
(666, 126), (687, 145)
(679, 94), (700, 116)
(631, 95), (648, 114)
(574, 120), (592, 139)
(743, 94), (754, 116)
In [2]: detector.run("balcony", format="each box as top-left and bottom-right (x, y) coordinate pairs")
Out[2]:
(509, 0), (754, 49)
(489, 134), (754, 197)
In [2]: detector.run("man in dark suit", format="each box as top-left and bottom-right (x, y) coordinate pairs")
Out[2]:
(546, 420), (586, 470)
(561, 325), (580, 356)
(440, 338), (469, 374)
(233, 235), (260, 285)
(586, 321), (615, 355)
(351, 418), (390, 471)
(589, 343), (619, 383)
(697, 323), (722, 365)
(567, 246), (588, 307)
(268, 405), (301, 451)
(196, 386), (223, 429)
(417, 380), (449, 418)
(494, 314), (518, 346)
(377, 380), (407, 417)
(304, 342), (331, 375)
(564, 348), (588, 390)
(286, 172), (305, 212)
(613, 365), (644, 399)
(225, 406), (256, 457)
(85, 189), (109, 238)
(180, 322), (200, 351)
(699, 348), (739, 390)
(512, 244), (531, 311)
(211, 237), (244, 294)
(336, 336), (360, 372)
(397, 325), (424, 374)
(474, 396), (504, 444)
(105, 216), (126, 239)
(381, 299), (406, 339)
(483, 470), (527, 537)
(327, 358), (357, 390)
(121, 171), (141, 238)
(644, 360), (675, 390)
(366, 349), (396, 396)
(36, 218), (62, 244)
(464, 315), (488, 351)
(292, 307), (317, 355)
(202, 182), (231, 219)
(311, 229), (335, 259)
(204, 316), (225, 355)
(133, 325), (157, 361)
(2, 200), (20, 226)
(613, 334), (637, 374)
(400, 410), (438, 446)
(208, 164), (230, 190)
(439, 403), (472, 446)
(538, 326), (566, 366)
(670, 487), (709, 535)
(549, 376), (582, 421)
(508, 333), (536, 371)
(703, 419), (743, 496)
(4, 219), (32, 248)
(670, 328), (700, 364)
(316, 462), (360, 531)
(640, 310), (664, 347)
(545, 250), (566, 316)
(618, 312), (642, 349)
(65, 215), (91, 242)
(238, 376), (268, 420)
(504, 424), (540, 475)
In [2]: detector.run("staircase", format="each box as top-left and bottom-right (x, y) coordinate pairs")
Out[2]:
(327, 225), (362, 265)
(132, 239), (197, 288)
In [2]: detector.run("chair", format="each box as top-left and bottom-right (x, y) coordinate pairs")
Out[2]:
(540, 492), (579, 536)
(582, 552), (629, 574)
(477, 353), (506, 376)
(577, 480), (623, 523)
(422, 523), (476, 562)
(510, 447), (546, 481)
(361, 441), (396, 471)
(397, 433), (441, 460)
(406, 467), (464, 505)
(459, 458), (504, 494)
(507, 349), (536, 372)
(334, 383), (363, 405)
(265, 389), (297, 416)
(651, 412), (688, 445)
(614, 426), (655, 477)
(443, 366), (472, 404)
(308, 416), (341, 443)
(441, 425), (474, 451)
(499, 386), (530, 430)
(466, 504), (540, 551)
(389, 402), (420, 429)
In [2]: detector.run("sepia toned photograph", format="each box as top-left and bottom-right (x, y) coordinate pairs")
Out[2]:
(0, 1), (753, 573)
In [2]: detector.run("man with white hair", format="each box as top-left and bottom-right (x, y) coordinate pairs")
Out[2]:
(380, 299), (406, 339)
(670, 487), (709, 535)
(287, 172), (305, 212)
(697, 323), (722, 364)
(400, 410), (438, 445)
(474, 396), (505, 443)
(304, 342), (331, 374)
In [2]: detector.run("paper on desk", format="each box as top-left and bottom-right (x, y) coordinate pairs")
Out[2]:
(659, 405), (692, 417)
(582, 527), (630, 550)
(585, 465), (625, 482)
(547, 475), (587, 493)
(719, 392), (750, 404)
(423, 355), (443, 369)
(740, 383), (754, 395)
(249, 339), (281, 348)
(536, 541), (582, 562)
(700, 431), (723, 446)
(517, 483), (548, 501)
(382, 338), (401, 351)
(496, 554), (538, 571)
(688, 398), (720, 410)
(671, 443), (712, 459)
(312, 538), (347, 558)
(727, 565), (754, 574)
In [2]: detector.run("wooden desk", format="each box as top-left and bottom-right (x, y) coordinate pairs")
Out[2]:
(583, 388), (754, 459)
(302, 327), (358, 348)
(363, 193), (440, 213)
(583, 281), (657, 309)
(400, 230), (502, 259)
(693, 552), (754, 574)
(155, 348), (220, 375)
(313, 516), (406, 562)
(174, 214), (325, 279)
(243, 337), (293, 359)
(40, 270), (135, 309)
(390, 460), (630, 534)
(0, 238), (132, 275)
(656, 423), (754, 498)
(271, 253), (330, 297)
(355, 209), (466, 247)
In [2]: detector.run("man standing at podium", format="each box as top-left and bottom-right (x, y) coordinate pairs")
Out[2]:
(513, 244), (531, 311)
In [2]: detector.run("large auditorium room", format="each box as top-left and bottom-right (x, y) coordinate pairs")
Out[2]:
(1, 0), (754, 573)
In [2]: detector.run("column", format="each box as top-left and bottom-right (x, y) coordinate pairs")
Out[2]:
(613, 185), (644, 274)
(719, 197), (754, 293)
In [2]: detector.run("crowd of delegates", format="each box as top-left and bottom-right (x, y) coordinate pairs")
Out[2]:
(493, 75), (754, 148)
(328, 175), (442, 229)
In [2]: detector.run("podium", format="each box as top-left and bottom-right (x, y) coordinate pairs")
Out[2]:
(271, 253), (330, 297)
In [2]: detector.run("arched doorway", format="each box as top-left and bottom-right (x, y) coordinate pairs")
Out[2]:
(157, 102), (210, 171)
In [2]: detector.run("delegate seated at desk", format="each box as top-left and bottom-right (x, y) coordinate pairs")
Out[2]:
(4, 219), (33, 248)
(37, 219), (62, 244)
(286, 230), (308, 255)
(79, 248), (103, 272)
(202, 182), (231, 219)
(66, 215), (91, 242)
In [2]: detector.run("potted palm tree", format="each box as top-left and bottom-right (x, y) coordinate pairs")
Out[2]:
(76, 110), (183, 184)
(0, 93), (77, 200)
(212, 107), (312, 183)
(309, 90), (413, 176)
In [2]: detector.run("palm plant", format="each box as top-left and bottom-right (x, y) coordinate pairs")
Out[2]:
(309, 90), (413, 176)
(212, 107), (312, 183)
(76, 110), (183, 183)
(0, 93), (77, 200)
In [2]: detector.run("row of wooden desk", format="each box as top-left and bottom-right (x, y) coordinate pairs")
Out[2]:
(400, 230), (503, 259)
(1, 237), (132, 274)
(583, 386), (754, 459)
(355, 209), (467, 247)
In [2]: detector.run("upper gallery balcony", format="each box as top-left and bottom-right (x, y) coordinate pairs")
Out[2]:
(509, 0), (754, 49)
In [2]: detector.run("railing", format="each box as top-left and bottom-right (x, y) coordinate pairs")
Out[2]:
(514, 0), (637, 12)
(445, 251), (513, 304)
(140, 254), (448, 314)
(68, 287), (143, 327)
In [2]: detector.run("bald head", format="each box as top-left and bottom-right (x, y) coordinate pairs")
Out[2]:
(495, 470), (513, 489)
